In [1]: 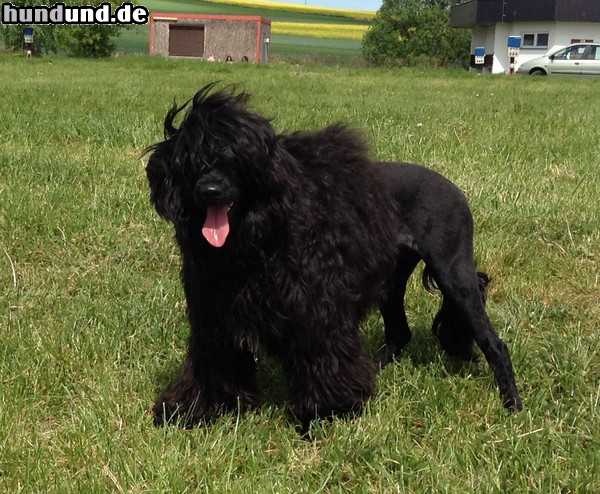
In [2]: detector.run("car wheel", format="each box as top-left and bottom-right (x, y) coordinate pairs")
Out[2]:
(530, 69), (547, 76)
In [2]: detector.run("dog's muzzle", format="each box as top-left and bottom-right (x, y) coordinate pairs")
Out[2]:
(194, 171), (238, 248)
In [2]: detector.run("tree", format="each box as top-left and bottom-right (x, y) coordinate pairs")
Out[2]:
(0, 0), (125, 57)
(363, 0), (471, 67)
(0, 0), (60, 56)
(57, 25), (121, 58)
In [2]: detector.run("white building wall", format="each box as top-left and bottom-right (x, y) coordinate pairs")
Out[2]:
(492, 23), (513, 73)
(470, 21), (600, 74)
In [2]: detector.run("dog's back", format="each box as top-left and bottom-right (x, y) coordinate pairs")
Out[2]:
(376, 162), (471, 213)
(282, 124), (372, 173)
(375, 162), (474, 251)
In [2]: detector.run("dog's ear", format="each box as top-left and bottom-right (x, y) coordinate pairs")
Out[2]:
(144, 99), (193, 223)
(145, 139), (183, 224)
(235, 118), (287, 199)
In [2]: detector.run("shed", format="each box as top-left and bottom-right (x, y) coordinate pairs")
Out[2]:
(149, 13), (271, 64)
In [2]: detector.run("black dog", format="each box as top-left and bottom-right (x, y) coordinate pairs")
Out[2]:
(145, 84), (522, 430)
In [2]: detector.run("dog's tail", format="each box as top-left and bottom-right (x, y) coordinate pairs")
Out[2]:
(422, 266), (490, 304)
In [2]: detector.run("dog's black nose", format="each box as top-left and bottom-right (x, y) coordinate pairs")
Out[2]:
(195, 181), (227, 206)
(201, 185), (224, 201)
(194, 170), (238, 208)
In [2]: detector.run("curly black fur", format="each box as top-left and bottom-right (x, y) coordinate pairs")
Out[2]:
(146, 84), (521, 431)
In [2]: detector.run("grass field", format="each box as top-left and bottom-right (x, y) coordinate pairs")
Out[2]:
(116, 0), (366, 57)
(0, 0), (366, 59)
(198, 0), (375, 20)
(1, 54), (599, 492)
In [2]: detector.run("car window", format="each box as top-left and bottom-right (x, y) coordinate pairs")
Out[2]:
(572, 45), (587, 59)
(553, 48), (569, 60)
(554, 45), (585, 60)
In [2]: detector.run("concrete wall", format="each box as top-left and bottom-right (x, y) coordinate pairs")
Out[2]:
(150, 14), (271, 64)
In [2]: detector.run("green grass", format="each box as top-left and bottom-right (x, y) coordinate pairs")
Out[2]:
(1, 0), (365, 59)
(1, 54), (599, 492)
(142, 0), (371, 23)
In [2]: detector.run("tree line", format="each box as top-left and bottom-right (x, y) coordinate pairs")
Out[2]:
(1, 0), (129, 57)
(1, 0), (471, 65)
(363, 0), (471, 67)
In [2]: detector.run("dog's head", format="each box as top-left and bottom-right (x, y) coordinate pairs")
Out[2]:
(145, 83), (282, 248)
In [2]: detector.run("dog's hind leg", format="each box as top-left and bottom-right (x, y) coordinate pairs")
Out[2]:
(426, 261), (522, 411)
(378, 250), (421, 367)
(426, 266), (480, 362)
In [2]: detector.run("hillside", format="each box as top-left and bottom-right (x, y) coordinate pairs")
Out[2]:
(117, 0), (370, 59)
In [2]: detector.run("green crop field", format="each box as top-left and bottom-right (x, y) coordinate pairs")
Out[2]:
(116, 0), (366, 58)
(1, 54), (599, 492)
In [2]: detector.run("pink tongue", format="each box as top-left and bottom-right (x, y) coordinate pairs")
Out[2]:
(202, 206), (230, 248)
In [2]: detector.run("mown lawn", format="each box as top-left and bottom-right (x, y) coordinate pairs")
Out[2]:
(0, 54), (598, 492)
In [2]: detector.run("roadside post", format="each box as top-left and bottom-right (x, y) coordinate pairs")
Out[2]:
(507, 36), (521, 75)
(23, 27), (35, 57)
(474, 47), (485, 65)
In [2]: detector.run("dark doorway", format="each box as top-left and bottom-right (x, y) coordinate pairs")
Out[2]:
(169, 25), (205, 57)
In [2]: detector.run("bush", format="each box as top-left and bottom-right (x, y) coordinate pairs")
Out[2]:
(363, 0), (471, 68)
(1, 24), (59, 56)
(58, 25), (120, 58)
(0, 1), (124, 57)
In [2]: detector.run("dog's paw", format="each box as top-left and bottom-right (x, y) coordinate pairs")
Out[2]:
(377, 343), (401, 368)
(153, 398), (207, 428)
(440, 340), (479, 362)
(153, 400), (184, 427)
(503, 392), (523, 413)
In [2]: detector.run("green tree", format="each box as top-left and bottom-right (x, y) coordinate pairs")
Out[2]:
(57, 24), (121, 58)
(0, 0), (60, 55)
(1, 0), (126, 57)
(363, 0), (471, 67)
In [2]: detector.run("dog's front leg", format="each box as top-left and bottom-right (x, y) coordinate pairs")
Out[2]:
(153, 330), (259, 427)
(283, 330), (376, 433)
(153, 350), (209, 427)
(154, 272), (259, 427)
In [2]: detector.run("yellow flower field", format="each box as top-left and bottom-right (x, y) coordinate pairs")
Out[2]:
(201, 0), (376, 21)
(272, 21), (369, 40)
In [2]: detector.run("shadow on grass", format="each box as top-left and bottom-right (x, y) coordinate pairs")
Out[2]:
(366, 319), (489, 381)
(150, 352), (288, 410)
(149, 317), (488, 431)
